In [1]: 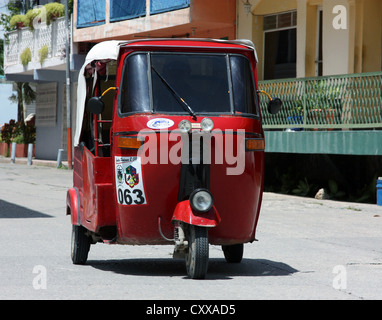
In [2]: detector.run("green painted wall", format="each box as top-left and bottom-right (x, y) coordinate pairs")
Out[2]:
(265, 131), (382, 155)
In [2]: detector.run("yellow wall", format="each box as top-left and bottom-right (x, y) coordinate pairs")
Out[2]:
(239, 0), (298, 80)
(237, 0), (382, 80)
(297, 0), (318, 78)
(304, 3), (317, 77)
(359, 0), (382, 72)
(252, 15), (264, 79)
(253, 0), (297, 15)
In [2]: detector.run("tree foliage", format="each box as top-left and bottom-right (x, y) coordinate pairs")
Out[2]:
(9, 82), (36, 123)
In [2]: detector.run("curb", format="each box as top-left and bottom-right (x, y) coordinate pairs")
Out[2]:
(0, 156), (69, 168)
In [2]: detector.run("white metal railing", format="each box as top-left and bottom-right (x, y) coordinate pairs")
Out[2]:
(4, 16), (67, 67)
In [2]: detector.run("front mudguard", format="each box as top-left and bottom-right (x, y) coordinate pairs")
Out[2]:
(171, 200), (221, 227)
(66, 187), (80, 226)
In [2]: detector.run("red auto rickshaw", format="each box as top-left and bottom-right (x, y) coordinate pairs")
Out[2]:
(66, 39), (281, 279)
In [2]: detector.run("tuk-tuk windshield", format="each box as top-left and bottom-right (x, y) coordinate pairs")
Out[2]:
(119, 52), (258, 116)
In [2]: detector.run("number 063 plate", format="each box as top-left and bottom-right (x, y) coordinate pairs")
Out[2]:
(115, 156), (147, 205)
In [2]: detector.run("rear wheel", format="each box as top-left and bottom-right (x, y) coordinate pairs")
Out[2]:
(222, 243), (243, 263)
(185, 225), (209, 279)
(71, 225), (91, 264)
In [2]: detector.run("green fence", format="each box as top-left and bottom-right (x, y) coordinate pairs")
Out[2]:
(259, 72), (382, 130)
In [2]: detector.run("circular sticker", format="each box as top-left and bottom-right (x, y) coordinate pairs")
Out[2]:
(147, 118), (175, 130)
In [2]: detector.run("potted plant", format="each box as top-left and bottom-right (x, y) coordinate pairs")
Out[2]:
(0, 120), (17, 157)
(20, 47), (32, 67)
(0, 135), (6, 156)
(287, 98), (304, 130)
(38, 45), (49, 65)
(2, 120), (36, 158)
(26, 8), (42, 30)
(9, 14), (29, 29)
(307, 79), (342, 129)
(13, 122), (36, 157)
(45, 2), (65, 25)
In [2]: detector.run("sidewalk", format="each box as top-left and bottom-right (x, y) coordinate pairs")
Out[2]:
(1, 154), (380, 210)
(0, 155), (69, 168)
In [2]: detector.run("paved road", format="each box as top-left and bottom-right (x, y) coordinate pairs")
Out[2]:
(0, 161), (381, 300)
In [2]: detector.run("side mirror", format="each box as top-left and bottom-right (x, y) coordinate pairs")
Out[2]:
(87, 96), (105, 115)
(267, 98), (282, 115)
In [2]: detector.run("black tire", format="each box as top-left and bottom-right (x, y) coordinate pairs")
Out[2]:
(71, 225), (91, 265)
(222, 243), (244, 263)
(185, 225), (209, 279)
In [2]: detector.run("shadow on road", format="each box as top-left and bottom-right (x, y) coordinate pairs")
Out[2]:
(0, 199), (52, 219)
(88, 257), (298, 280)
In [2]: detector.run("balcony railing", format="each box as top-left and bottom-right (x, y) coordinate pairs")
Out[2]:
(4, 16), (66, 68)
(259, 72), (382, 130)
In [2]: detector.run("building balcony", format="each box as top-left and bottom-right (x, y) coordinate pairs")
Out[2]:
(73, 0), (236, 43)
(4, 16), (67, 79)
(259, 72), (382, 155)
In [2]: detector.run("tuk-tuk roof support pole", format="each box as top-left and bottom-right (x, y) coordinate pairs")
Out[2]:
(65, 0), (73, 169)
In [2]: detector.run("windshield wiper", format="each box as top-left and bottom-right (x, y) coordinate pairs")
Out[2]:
(151, 66), (197, 120)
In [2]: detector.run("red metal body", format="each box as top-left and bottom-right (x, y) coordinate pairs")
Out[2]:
(67, 39), (265, 248)
(172, 201), (220, 228)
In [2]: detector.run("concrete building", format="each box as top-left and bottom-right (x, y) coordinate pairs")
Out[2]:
(4, 1), (81, 160)
(73, 0), (236, 42)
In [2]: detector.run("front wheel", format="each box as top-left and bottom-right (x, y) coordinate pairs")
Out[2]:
(185, 225), (209, 279)
(71, 225), (91, 265)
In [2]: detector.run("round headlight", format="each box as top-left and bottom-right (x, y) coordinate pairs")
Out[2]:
(190, 189), (214, 212)
(201, 118), (214, 132)
(178, 120), (192, 133)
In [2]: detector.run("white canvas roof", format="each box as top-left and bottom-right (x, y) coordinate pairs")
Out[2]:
(73, 39), (258, 146)
(74, 40), (125, 146)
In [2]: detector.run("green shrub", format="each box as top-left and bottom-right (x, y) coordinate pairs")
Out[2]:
(45, 2), (65, 25)
(9, 14), (29, 29)
(8, 2), (66, 31)
(1, 120), (17, 144)
(20, 47), (32, 66)
(26, 8), (42, 30)
(38, 45), (49, 64)
(0, 120), (36, 145)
